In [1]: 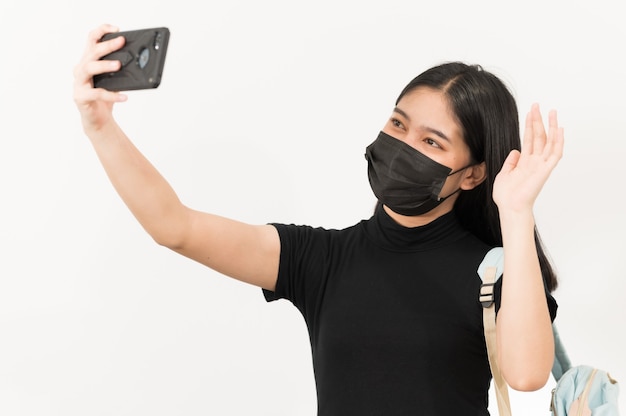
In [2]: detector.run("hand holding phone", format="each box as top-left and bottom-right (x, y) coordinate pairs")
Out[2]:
(93, 27), (170, 91)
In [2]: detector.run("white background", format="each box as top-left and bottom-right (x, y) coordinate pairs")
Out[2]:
(1, 1), (624, 415)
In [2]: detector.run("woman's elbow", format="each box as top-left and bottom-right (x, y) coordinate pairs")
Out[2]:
(505, 370), (551, 392)
(151, 229), (188, 250)
(148, 209), (193, 249)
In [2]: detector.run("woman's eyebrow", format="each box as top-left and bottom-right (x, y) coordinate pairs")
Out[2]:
(392, 107), (411, 121)
(392, 107), (452, 143)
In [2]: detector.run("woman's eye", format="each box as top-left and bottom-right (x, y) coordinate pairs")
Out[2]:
(391, 118), (403, 128)
(425, 138), (441, 148)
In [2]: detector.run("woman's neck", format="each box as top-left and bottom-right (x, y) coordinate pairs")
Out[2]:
(382, 199), (456, 228)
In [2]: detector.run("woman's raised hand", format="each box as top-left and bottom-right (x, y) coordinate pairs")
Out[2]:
(493, 104), (565, 213)
(73, 24), (128, 134)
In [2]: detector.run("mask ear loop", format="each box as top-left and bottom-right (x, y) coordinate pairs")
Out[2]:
(447, 163), (474, 176)
(435, 164), (474, 201)
(435, 187), (462, 202)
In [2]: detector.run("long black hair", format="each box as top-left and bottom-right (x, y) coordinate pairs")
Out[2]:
(396, 62), (558, 291)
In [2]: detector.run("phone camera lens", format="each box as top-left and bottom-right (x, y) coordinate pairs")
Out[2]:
(154, 32), (162, 50)
(138, 48), (150, 69)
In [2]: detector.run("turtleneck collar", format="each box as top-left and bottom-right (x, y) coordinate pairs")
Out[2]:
(362, 204), (470, 252)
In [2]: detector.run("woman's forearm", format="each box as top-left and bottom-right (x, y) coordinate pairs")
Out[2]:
(87, 121), (189, 248)
(496, 209), (554, 391)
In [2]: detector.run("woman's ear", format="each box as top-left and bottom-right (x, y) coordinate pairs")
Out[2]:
(460, 162), (487, 190)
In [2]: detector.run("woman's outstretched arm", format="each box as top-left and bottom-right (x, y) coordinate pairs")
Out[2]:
(73, 24), (280, 291)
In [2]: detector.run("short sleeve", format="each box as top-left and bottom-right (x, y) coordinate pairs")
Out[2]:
(262, 223), (331, 319)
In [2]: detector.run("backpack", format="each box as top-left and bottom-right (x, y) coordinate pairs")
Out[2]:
(478, 247), (620, 416)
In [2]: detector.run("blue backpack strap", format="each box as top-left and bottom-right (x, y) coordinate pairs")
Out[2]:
(477, 247), (512, 416)
(478, 247), (571, 383)
(477, 247), (504, 279)
(477, 247), (504, 307)
(552, 324), (572, 381)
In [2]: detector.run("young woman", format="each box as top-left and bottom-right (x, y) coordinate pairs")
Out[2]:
(74, 24), (564, 415)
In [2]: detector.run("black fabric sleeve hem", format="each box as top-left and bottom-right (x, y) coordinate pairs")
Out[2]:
(263, 288), (280, 302)
(262, 223), (287, 303)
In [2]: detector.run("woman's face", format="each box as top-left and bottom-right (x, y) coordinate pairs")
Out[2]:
(381, 86), (480, 218)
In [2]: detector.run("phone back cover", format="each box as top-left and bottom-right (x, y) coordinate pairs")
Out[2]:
(94, 27), (170, 91)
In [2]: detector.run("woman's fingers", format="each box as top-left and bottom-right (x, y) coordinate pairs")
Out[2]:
(73, 25), (129, 132)
(522, 103), (545, 156)
(75, 24), (124, 82)
(495, 103), (565, 211)
(522, 107), (534, 155)
(545, 110), (564, 164)
(86, 24), (120, 49)
(88, 24), (118, 41)
(522, 104), (563, 162)
(531, 104), (547, 154)
(91, 35), (125, 63)
(74, 24), (129, 101)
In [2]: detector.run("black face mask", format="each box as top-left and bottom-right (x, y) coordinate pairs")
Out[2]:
(365, 131), (467, 216)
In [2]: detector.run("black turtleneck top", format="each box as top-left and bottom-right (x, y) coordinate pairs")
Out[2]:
(264, 206), (557, 416)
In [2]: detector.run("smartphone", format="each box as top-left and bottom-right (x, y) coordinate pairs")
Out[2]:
(93, 27), (170, 91)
